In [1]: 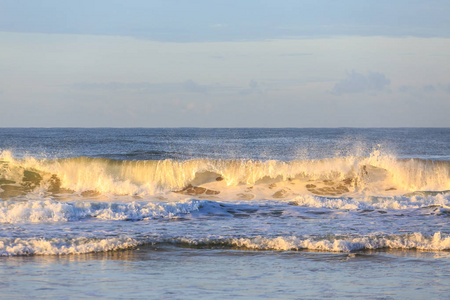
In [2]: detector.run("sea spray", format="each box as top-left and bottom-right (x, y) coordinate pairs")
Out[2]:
(1, 150), (450, 199)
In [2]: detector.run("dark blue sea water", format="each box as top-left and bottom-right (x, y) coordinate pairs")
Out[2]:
(2, 128), (449, 161)
(0, 128), (449, 299)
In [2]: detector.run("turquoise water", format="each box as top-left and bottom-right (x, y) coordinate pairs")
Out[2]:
(0, 128), (449, 298)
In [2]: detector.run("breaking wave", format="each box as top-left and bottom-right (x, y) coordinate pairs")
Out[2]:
(3, 232), (448, 256)
(0, 237), (141, 256)
(176, 232), (450, 252)
(1, 149), (450, 200)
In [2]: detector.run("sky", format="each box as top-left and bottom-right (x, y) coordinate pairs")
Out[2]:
(0, 0), (449, 127)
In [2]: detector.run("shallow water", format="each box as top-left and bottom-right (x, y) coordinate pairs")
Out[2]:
(2, 248), (449, 299)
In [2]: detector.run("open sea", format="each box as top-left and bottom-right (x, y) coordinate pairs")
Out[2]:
(0, 128), (449, 299)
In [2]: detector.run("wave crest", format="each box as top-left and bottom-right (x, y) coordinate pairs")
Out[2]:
(178, 232), (450, 252)
(0, 237), (141, 256)
(3, 233), (449, 256)
(1, 150), (450, 199)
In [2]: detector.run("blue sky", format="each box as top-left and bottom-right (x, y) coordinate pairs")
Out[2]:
(1, 0), (449, 127)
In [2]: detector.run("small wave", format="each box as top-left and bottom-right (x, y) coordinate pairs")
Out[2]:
(175, 232), (450, 252)
(0, 199), (204, 223)
(3, 232), (449, 256)
(0, 237), (141, 256)
(290, 193), (450, 210)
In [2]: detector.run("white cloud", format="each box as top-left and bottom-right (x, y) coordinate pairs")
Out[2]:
(332, 71), (390, 95)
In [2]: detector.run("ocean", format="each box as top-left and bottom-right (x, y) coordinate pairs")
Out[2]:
(0, 128), (449, 299)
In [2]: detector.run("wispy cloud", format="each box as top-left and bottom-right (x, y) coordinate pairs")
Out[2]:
(71, 79), (279, 96)
(239, 80), (266, 95)
(332, 71), (390, 95)
(279, 53), (313, 57)
(444, 84), (450, 93)
(71, 80), (236, 94)
(399, 83), (450, 94)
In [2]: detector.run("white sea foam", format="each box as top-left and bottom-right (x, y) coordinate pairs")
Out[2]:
(180, 232), (450, 252)
(0, 199), (204, 223)
(0, 237), (141, 256)
(291, 193), (450, 210)
(4, 233), (448, 256)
